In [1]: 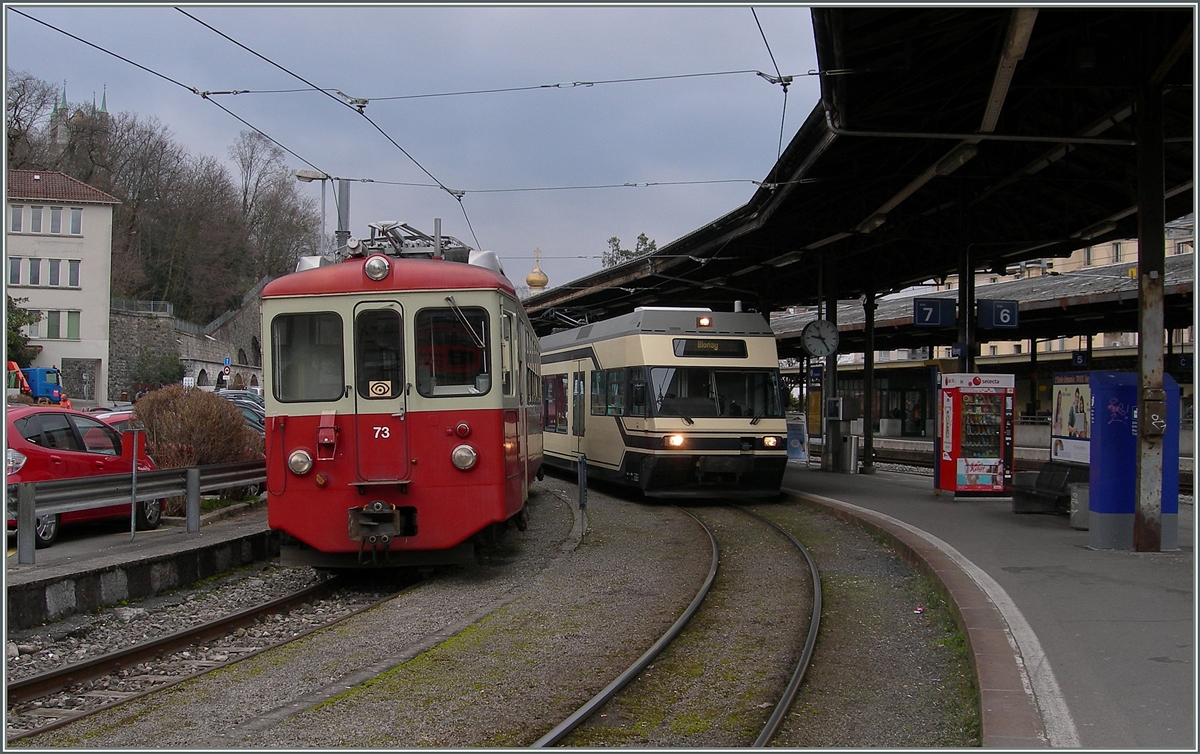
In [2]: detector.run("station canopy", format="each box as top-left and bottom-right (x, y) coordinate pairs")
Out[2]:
(525, 7), (1195, 340)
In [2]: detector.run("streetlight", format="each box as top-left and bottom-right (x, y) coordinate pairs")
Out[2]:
(295, 171), (374, 252)
(295, 169), (330, 250)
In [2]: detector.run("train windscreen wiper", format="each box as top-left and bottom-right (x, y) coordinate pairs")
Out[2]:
(444, 296), (486, 350)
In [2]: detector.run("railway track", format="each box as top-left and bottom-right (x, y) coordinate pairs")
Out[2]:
(6, 576), (413, 743)
(533, 503), (822, 747)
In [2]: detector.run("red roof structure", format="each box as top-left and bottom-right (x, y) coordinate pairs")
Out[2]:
(6, 170), (120, 204)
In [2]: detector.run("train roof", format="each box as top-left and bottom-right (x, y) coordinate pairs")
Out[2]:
(262, 255), (517, 299)
(539, 307), (773, 351)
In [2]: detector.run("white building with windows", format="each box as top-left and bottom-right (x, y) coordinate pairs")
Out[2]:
(6, 169), (120, 405)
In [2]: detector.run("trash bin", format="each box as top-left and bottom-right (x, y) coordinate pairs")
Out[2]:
(1069, 483), (1089, 530)
(842, 434), (860, 473)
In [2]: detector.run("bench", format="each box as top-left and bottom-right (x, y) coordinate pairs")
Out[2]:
(1011, 461), (1089, 514)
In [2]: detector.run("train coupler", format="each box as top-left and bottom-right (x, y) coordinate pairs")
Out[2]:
(348, 501), (417, 564)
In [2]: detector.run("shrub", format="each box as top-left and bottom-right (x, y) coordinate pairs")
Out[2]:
(134, 385), (264, 469)
(7, 393), (36, 405)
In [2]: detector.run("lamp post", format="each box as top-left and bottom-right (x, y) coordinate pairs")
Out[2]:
(295, 171), (374, 252)
(295, 169), (330, 251)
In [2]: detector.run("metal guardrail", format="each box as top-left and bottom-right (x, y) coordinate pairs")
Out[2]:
(8, 460), (266, 566)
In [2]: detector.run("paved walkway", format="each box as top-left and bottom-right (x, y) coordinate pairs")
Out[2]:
(783, 462), (1195, 750)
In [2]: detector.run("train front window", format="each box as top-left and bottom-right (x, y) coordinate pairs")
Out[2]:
(650, 367), (783, 419)
(355, 309), (402, 399)
(272, 312), (345, 403)
(415, 307), (490, 396)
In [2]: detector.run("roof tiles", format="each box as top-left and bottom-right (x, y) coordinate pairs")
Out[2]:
(7, 170), (120, 204)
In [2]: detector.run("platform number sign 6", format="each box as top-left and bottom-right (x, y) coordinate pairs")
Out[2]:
(977, 300), (1019, 329)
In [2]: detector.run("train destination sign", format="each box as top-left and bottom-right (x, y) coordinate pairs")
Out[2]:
(672, 338), (748, 358)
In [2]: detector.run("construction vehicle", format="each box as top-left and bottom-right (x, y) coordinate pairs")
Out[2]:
(6, 362), (71, 408)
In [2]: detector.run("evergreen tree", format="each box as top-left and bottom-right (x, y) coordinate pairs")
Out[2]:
(602, 232), (657, 268)
(6, 296), (42, 367)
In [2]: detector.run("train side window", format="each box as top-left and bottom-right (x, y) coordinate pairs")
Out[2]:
(415, 307), (490, 397)
(542, 374), (568, 433)
(272, 312), (345, 403)
(355, 309), (402, 399)
(590, 371), (606, 416)
(605, 369), (626, 416)
(629, 367), (647, 417)
(502, 312), (515, 397)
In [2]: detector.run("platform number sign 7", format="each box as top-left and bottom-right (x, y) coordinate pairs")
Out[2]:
(913, 298), (956, 328)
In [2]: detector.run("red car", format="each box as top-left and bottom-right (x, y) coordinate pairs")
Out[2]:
(6, 405), (161, 548)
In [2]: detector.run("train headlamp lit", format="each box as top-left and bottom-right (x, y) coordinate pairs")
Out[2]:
(288, 449), (314, 475)
(364, 255), (391, 281)
(663, 434), (686, 448)
(451, 444), (477, 470)
(762, 436), (781, 449)
(697, 315), (713, 328)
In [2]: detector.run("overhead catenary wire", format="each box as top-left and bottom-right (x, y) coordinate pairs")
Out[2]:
(12, 7), (813, 259)
(10, 9), (807, 203)
(193, 68), (817, 100)
(9, 7), (327, 177)
(175, 6), (484, 249)
(752, 7), (791, 160)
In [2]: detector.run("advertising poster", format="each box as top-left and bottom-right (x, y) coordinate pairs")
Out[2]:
(1051, 373), (1091, 463)
(956, 457), (1005, 489)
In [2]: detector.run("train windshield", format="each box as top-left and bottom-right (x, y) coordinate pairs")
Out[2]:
(271, 312), (345, 402)
(415, 307), (491, 396)
(650, 367), (783, 419)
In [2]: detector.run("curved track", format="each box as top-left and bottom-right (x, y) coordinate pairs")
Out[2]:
(533, 503), (822, 747)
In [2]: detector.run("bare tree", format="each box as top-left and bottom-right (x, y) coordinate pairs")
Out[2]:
(5, 68), (57, 167)
(231, 131), (320, 279)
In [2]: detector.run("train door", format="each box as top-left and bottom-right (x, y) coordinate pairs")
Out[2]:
(352, 301), (410, 481)
(571, 363), (587, 454)
(500, 307), (521, 503)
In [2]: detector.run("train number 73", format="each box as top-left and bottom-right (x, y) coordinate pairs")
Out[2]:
(373, 426), (391, 439)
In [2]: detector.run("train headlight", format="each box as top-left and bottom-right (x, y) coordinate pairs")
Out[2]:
(451, 444), (477, 470)
(663, 434), (686, 448)
(288, 449), (314, 475)
(762, 436), (780, 449)
(364, 255), (391, 281)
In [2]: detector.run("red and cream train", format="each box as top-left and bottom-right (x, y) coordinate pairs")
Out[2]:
(262, 221), (542, 569)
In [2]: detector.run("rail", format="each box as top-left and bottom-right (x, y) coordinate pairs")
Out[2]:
(8, 460), (266, 566)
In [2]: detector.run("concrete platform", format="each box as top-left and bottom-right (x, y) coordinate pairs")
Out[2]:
(5, 503), (277, 630)
(784, 461), (1194, 750)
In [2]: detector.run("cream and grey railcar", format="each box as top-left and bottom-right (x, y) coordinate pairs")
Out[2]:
(539, 307), (787, 498)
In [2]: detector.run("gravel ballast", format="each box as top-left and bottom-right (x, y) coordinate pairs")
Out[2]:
(11, 473), (978, 748)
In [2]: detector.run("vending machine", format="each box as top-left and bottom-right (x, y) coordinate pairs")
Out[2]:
(935, 373), (1015, 496)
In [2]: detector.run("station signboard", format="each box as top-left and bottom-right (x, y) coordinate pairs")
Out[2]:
(913, 298), (956, 328)
(977, 299), (1019, 329)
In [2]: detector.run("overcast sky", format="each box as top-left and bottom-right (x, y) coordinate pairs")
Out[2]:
(6, 4), (820, 290)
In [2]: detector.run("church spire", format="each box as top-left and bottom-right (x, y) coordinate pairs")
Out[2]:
(100, 84), (107, 113)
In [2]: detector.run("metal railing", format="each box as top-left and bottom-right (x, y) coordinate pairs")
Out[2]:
(8, 460), (266, 566)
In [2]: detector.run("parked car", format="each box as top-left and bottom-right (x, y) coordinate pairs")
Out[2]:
(214, 389), (264, 409)
(6, 405), (161, 548)
(93, 409), (137, 433)
(216, 395), (265, 435)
